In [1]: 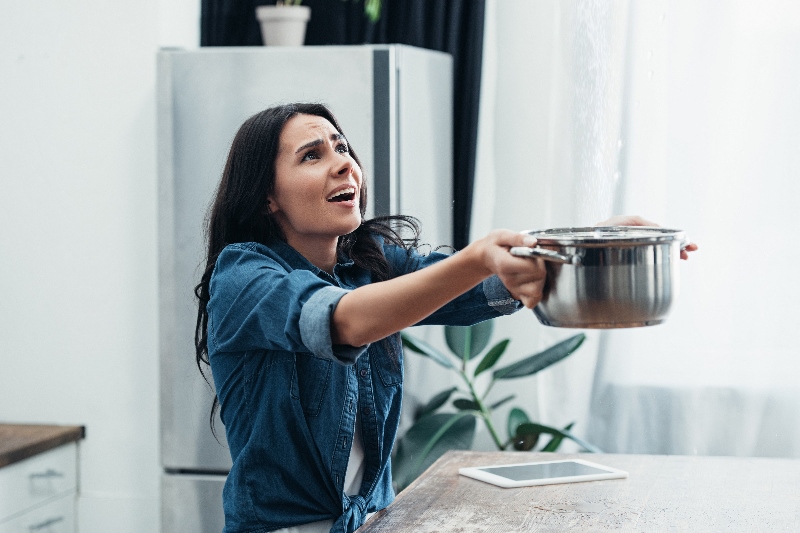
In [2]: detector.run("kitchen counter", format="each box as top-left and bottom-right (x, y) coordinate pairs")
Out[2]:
(0, 424), (84, 469)
(358, 450), (800, 532)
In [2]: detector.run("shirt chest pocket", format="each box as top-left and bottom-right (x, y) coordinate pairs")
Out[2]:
(291, 353), (333, 416)
(372, 334), (404, 387)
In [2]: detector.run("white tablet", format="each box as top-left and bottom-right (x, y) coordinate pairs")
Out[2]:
(458, 459), (628, 488)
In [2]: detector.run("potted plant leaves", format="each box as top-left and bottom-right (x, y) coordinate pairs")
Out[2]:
(393, 320), (600, 491)
(255, 0), (382, 46)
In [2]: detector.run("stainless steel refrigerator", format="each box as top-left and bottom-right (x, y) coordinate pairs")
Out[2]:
(158, 45), (453, 532)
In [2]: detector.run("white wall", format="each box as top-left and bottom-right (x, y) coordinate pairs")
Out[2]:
(1, 0), (198, 531)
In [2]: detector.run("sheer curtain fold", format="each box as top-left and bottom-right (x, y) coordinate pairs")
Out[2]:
(473, 0), (628, 448)
(476, 0), (800, 458)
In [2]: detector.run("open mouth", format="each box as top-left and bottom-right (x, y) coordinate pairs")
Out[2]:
(326, 187), (356, 203)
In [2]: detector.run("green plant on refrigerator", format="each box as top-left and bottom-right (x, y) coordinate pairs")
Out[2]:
(278, 0), (382, 22)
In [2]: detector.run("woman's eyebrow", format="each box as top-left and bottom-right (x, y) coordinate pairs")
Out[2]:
(295, 133), (346, 154)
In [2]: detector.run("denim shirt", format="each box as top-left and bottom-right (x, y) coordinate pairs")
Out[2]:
(207, 239), (521, 533)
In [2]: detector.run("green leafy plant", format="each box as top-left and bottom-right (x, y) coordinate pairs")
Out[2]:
(278, 0), (382, 22)
(360, 0), (381, 22)
(392, 321), (600, 491)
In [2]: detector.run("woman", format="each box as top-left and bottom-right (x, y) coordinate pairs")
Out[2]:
(194, 103), (693, 533)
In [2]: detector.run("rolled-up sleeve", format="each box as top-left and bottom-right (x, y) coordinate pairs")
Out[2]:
(208, 244), (367, 364)
(299, 286), (368, 365)
(482, 275), (523, 315)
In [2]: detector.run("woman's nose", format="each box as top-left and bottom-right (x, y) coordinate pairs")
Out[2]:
(334, 155), (352, 177)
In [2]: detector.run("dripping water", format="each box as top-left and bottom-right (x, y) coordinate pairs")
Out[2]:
(572, 0), (630, 225)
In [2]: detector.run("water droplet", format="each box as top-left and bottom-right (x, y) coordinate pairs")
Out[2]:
(617, 139), (623, 151)
(648, 70), (654, 79)
(661, 12), (666, 23)
(648, 50), (654, 60)
(614, 171), (621, 182)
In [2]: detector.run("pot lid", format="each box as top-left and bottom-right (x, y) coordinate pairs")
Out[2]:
(524, 226), (686, 246)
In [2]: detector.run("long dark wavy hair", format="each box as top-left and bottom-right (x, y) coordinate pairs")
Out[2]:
(194, 103), (419, 435)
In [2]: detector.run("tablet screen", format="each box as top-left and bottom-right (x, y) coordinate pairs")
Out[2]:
(479, 461), (610, 481)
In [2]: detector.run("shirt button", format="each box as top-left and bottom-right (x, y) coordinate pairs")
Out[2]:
(359, 369), (368, 378)
(363, 407), (372, 415)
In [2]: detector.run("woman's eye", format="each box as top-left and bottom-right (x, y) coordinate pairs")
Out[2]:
(336, 143), (349, 154)
(301, 150), (319, 162)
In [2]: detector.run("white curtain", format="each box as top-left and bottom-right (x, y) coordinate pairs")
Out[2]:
(474, 0), (800, 457)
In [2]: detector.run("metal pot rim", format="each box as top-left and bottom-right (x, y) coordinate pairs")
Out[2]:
(523, 226), (686, 246)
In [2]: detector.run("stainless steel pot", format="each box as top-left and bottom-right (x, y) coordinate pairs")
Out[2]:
(509, 226), (687, 328)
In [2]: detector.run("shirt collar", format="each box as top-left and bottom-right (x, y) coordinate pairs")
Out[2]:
(267, 239), (356, 278)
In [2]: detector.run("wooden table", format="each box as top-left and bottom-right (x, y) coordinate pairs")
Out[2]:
(358, 450), (800, 532)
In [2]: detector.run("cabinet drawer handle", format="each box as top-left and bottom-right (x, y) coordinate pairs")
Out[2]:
(29, 469), (64, 479)
(28, 516), (64, 530)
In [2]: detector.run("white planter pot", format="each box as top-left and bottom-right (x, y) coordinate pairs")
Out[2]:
(255, 5), (311, 46)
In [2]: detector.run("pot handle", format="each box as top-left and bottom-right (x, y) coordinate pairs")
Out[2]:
(509, 246), (580, 265)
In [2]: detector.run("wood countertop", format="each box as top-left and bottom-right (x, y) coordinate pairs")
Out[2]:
(358, 450), (800, 532)
(0, 424), (85, 469)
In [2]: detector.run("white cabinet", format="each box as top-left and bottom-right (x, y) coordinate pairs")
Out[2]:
(0, 494), (75, 533)
(0, 444), (77, 533)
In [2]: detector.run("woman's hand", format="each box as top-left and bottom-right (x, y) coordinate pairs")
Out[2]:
(596, 214), (699, 259)
(473, 229), (548, 309)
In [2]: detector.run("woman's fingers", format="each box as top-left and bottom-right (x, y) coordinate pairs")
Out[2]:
(480, 229), (539, 276)
(497, 256), (547, 308)
(477, 229), (549, 308)
(681, 242), (699, 260)
(489, 228), (537, 249)
(511, 278), (546, 309)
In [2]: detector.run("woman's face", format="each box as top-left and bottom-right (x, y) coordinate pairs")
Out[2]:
(270, 114), (363, 249)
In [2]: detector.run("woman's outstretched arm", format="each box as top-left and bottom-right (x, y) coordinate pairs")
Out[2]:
(331, 229), (546, 347)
